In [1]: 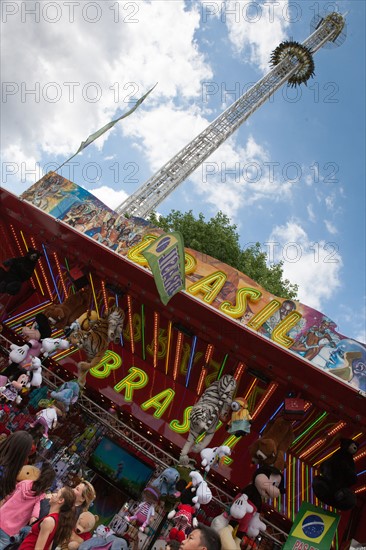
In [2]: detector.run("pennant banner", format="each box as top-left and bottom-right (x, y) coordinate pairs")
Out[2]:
(57, 83), (157, 170)
(142, 232), (185, 306)
(283, 502), (340, 550)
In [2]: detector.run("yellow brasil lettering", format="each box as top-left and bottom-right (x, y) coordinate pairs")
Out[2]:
(272, 311), (302, 348)
(220, 287), (262, 319)
(247, 299), (281, 331)
(187, 271), (227, 304)
(169, 407), (192, 433)
(113, 367), (148, 401)
(141, 389), (175, 418)
(90, 350), (122, 378)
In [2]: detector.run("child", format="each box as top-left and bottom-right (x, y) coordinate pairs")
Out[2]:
(19, 486), (76, 550)
(179, 524), (221, 550)
(0, 431), (33, 500)
(0, 462), (56, 549)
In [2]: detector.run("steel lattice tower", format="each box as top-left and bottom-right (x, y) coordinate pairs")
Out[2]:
(115, 13), (345, 219)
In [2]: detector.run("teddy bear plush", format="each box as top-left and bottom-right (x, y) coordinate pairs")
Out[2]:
(0, 248), (42, 295)
(43, 289), (91, 330)
(68, 511), (99, 549)
(312, 438), (359, 510)
(248, 416), (294, 471)
(16, 464), (41, 482)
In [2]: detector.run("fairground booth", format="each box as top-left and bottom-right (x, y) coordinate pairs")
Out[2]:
(0, 172), (365, 550)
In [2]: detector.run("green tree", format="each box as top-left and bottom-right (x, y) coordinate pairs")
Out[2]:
(149, 210), (298, 299)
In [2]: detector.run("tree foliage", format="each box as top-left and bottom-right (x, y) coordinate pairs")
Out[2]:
(149, 210), (298, 299)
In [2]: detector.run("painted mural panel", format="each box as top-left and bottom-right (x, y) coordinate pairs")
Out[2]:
(21, 172), (366, 393)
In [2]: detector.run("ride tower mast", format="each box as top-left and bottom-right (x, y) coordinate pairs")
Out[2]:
(115, 13), (345, 219)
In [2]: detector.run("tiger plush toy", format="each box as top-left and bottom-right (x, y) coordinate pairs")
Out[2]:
(68, 306), (125, 386)
(179, 374), (237, 465)
(69, 316), (109, 387)
(107, 305), (125, 344)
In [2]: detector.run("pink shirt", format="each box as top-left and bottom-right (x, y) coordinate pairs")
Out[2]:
(0, 479), (45, 536)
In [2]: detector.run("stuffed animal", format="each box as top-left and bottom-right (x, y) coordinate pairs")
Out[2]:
(43, 289), (92, 330)
(50, 381), (80, 411)
(248, 416), (294, 471)
(68, 511), (99, 549)
(65, 310), (98, 337)
(16, 464), (41, 482)
(200, 445), (231, 472)
(151, 467), (180, 497)
(168, 481), (199, 542)
(189, 471), (212, 509)
(0, 248), (42, 295)
(93, 525), (114, 539)
(68, 316), (110, 387)
(26, 356), (43, 388)
(224, 465), (284, 542)
(29, 401), (66, 438)
(126, 485), (159, 532)
(21, 313), (52, 341)
(180, 374), (236, 465)
(0, 370), (30, 403)
(40, 337), (70, 357)
(1, 340), (42, 379)
(227, 397), (252, 437)
(312, 438), (359, 510)
(246, 512), (267, 539)
(106, 305), (125, 344)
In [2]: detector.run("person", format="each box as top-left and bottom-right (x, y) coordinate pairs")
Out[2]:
(0, 462), (56, 549)
(179, 524), (221, 550)
(38, 480), (96, 520)
(0, 431), (33, 500)
(19, 486), (76, 550)
(166, 541), (181, 550)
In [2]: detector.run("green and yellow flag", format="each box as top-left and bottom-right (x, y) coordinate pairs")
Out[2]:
(142, 232), (185, 306)
(283, 502), (340, 550)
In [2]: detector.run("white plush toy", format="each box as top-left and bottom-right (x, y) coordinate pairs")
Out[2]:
(189, 471), (212, 509)
(40, 337), (70, 357)
(246, 512), (267, 539)
(200, 445), (231, 472)
(230, 493), (254, 520)
(26, 356), (42, 388)
(211, 512), (229, 532)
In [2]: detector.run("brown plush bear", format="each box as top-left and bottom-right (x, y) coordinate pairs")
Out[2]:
(43, 289), (91, 330)
(248, 416), (294, 471)
(68, 511), (99, 549)
(16, 465), (41, 482)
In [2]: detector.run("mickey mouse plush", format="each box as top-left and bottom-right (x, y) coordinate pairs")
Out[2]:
(312, 438), (359, 510)
(0, 248), (42, 295)
(217, 465), (284, 550)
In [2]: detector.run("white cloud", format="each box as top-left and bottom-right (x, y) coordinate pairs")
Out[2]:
(307, 204), (316, 222)
(324, 220), (338, 235)
(88, 185), (129, 210)
(337, 303), (366, 344)
(1, 1), (212, 193)
(268, 220), (343, 310)
(222, 0), (290, 73)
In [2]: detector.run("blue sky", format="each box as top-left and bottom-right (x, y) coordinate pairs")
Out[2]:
(2, 0), (365, 342)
